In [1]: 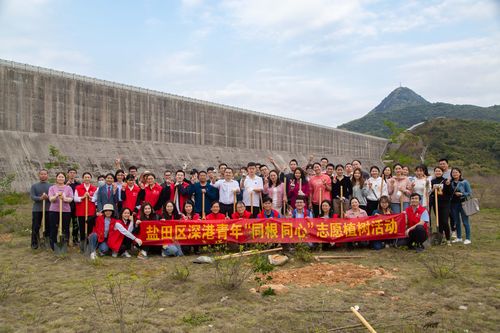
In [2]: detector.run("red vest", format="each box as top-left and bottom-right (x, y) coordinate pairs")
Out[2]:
(92, 215), (119, 243)
(258, 209), (281, 218)
(143, 183), (162, 208)
(231, 210), (252, 219)
(406, 205), (428, 231)
(122, 184), (140, 211)
(74, 184), (97, 217)
(205, 213), (227, 220)
(183, 213), (201, 220)
(108, 219), (131, 253)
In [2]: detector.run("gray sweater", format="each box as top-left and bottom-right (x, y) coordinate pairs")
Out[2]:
(30, 181), (52, 212)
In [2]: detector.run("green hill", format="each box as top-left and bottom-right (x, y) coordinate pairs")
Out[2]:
(367, 86), (429, 114)
(339, 102), (500, 138)
(412, 118), (500, 173)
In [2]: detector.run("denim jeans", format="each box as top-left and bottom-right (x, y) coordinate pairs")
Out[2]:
(391, 202), (409, 213)
(89, 233), (110, 254)
(450, 201), (470, 240)
(163, 244), (183, 257)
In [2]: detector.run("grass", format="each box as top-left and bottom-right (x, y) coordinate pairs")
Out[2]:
(0, 194), (499, 332)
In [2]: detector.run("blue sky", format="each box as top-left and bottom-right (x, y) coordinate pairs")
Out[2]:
(0, 0), (499, 126)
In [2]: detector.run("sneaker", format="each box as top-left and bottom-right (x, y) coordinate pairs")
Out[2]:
(90, 252), (96, 260)
(451, 231), (457, 240)
(452, 238), (463, 243)
(138, 250), (148, 259)
(416, 246), (424, 253)
(447, 241), (452, 246)
(97, 251), (105, 257)
(121, 251), (131, 258)
(112, 252), (118, 258)
(463, 239), (471, 245)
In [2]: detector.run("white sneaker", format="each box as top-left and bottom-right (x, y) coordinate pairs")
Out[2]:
(138, 250), (148, 259)
(451, 231), (457, 240)
(452, 238), (463, 243)
(121, 251), (131, 258)
(463, 239), (471, 245)
(447, 241), (452, 246)
(112, 252), (118, 258)
(90, 251), (96, 260)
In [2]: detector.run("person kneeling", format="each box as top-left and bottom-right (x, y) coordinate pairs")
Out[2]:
(405, 193), (429, 253)
(88, 204), (142, 260)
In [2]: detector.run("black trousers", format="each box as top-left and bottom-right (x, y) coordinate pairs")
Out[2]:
(246, 206), (261, 218)
(31, 211), (49, 248)
(220, 203), (234, 217)
(408, 225), (427, 246)
(366, 200), (379, 216)
(312, 204), (320, 217)
(430, 200), (451, 240)
(77, 216), (96, 241)
(49, 211), (71, 250)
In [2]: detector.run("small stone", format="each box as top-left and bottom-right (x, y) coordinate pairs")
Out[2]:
(78, 307), (84, 311)
(390, 296), (400, 301)
(208, 324), (213, 328)
(392, 268), (399, 272)
(258, 284), (289, 295)
(249, 288), (258, 294)
(158, 308), (165, 312)
(377, 290), (385, 296)
(459, 305), (468, 311)
(220, 296), (229, 303)
(268, 254), (289, 266)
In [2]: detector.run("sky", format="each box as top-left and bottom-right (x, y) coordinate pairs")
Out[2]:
(0, 0), (499, 127)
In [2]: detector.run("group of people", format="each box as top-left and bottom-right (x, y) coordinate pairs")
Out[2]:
(30, 156), (473, 258)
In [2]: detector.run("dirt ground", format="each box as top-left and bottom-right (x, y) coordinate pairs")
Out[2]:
(0, 195), (499, 332)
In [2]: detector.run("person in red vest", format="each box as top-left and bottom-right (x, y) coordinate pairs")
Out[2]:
(405, 193), (430, 252)
(257, 196), (281, 218)
(135, 202), (159, 259)
(88, 204), (142, 260)
(121, 174), (141, 213)
(181, 200), (201, 220)
(205, 201), (227, 220)
(170, 170), (191, 214)
(137, 173), (163, 214)
(231, 201), (252, 219)
(73, 172), (97, 253)
(160, 201), (184, 257)
(109, 207), (142, 258)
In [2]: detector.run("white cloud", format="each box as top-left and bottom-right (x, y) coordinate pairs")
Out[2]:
(144, 51), (203, 80)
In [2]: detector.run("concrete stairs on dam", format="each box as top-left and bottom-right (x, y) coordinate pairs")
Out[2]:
(0, 130), (386, 192)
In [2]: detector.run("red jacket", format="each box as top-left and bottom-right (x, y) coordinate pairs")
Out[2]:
(143, 183), (163, 208)
(406, 205), (428, 232)
(92, 215), (119, 243)
(182, 213), (201, 221)
(231, 210), (252, 219)
(74, 184), (97, 217)
(205, 213), (227, 220)
(122, 184), (140, 212)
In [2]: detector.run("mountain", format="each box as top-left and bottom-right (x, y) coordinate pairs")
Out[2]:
(338, 87), (500, 138)
(368, 87), (429, 114)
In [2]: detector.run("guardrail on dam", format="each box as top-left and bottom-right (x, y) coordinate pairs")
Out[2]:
(0, 59), (387, 191)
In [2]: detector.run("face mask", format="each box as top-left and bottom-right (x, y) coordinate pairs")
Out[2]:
(98, 180), (105, 187)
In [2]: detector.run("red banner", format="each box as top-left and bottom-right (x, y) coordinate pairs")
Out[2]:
(138, 214), (406, 246)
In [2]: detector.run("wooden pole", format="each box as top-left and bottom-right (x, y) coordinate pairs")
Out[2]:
(434, 187), (439, 229)
(314, 255), (365, 260)
(202, 191), (206, 219)
(340, 186), (344, 218)
(216, 247), (283, 260)
(379, 174), (384, 199)
(350, 306), (377, 333)
(41, 199), (46, 236)
(58, 196), (63, 240)
(250, 191), (254, 215)
(233, 191), (237, 213)
(85, 196), (88, 236)
(299, 178), (302, 192)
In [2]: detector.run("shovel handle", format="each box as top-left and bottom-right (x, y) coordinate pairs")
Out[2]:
(434, 188), (439, 227)
(42, 199), (46, 234)
(58, 196), (63, 238)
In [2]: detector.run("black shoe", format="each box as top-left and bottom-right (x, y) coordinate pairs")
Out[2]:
(31, 244), (38, 250)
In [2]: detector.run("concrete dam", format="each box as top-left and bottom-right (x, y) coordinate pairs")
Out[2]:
(0, 59), (388, 191)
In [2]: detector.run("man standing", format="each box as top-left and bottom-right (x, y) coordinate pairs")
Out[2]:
(213, 168), (240, 216)
(243, 162), (264, 217)
(438, 158), (455, 238)
(188, 170), (218, 217)
(67, 168), (81, 245)
(94, 173), (119, 215)
(30, 169), (51, 249)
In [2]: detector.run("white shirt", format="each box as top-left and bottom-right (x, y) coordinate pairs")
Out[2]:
(213, 179), (240, 205)
(366, 177), (388, 201)
(243, 175), (264, 207)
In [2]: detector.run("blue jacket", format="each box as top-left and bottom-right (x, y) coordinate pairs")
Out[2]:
(451, 179), (472, 202)
(95, 184), (120, 213)
(187, 182), (218, 215)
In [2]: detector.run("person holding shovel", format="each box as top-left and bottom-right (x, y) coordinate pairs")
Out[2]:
(73, 172), (97, 253)
(48, 172), (73, 251)
(430, 166), (453, 245)
(30, 169), (51, 249)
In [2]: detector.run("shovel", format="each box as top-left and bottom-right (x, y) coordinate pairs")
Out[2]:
(81, 196), (90, 255)
(430, 188), (442, 246)
(54, 196), (68, 255)
(39, 199), (50, 249)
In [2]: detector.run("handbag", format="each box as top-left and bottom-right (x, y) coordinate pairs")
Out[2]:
(461, 196), (480, 216)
